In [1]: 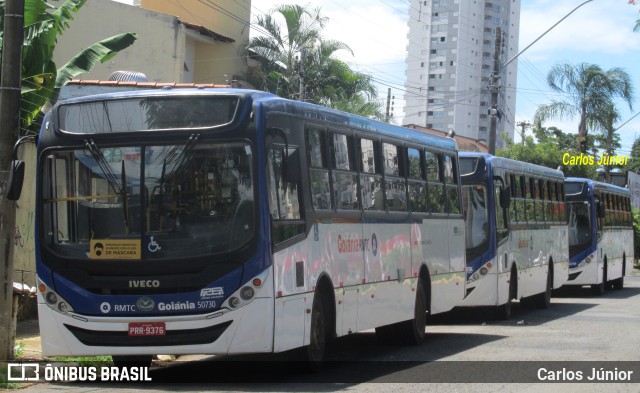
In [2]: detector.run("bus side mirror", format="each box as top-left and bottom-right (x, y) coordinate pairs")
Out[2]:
(500, 186), (511, 209)
(596, 202), (605, 218)
(6, 160), (25, 200)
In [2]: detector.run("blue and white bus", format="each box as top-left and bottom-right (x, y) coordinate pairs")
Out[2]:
(8, 88), (466, 366)
(564, 178), (634, 294)
(458, 153), (569, 319)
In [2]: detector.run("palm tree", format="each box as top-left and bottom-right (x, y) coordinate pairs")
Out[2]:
(247, 4), (327, 100)
(534, 62), (634, 153)
(593, 103), (622, 182)
(245, 4), (382, 118)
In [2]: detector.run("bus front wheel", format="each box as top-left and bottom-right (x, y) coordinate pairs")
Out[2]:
(495, 267), (517, 320)
(535, 267), (553, 309)
(305, 292), (327, 369)
(398, 279), (427, 345)
(612, 276), (624, 290)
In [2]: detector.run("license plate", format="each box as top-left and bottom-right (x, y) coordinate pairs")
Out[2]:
(128, 322), (166, 336)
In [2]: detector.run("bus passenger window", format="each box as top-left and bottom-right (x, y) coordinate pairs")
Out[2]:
(494, 182), (508, 243)
(508, 174), (518, 222)
(407, 148), (427, 212)
(331, 133), (358, 210)
(268, 147), (305, 245)
(360, 138), (383, 211)
(425, 152), (445, 213)
(307, 129), (331, 210)
(515, 176), (526, 222)
(444, 155), (460, 214)
(383, 143), (400, 176)
(383, 143), (407, 211)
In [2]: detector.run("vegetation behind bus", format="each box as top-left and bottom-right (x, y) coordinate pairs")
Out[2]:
(0, 0), (138, 135)
(634, 209), (640, 265)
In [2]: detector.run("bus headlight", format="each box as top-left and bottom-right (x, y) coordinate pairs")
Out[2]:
(221, 270), (267, 310)
(39, 279), (74, 315)
(228, 297), (240, 308)
(577, 254), (594, 268)
(240, 286), (255, 301)
(45, 292), (58, 305)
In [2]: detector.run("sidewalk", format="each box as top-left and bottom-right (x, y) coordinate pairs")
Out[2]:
(14, 318), (208, 363)
(15, 318), (42, 360)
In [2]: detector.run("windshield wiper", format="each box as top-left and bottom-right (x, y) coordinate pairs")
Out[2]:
(85, 139), (122, 195)
(159, 133), (200, 190)
(84, 139), (129, 232)
(121, 160), (130, 233)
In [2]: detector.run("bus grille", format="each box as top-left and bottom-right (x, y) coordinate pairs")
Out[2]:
(64, 321), (232, 347)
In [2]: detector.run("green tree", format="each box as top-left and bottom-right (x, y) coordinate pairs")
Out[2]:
(245, 4), (382, 118)
(633, 209), (640, 264)
(592, 103), (624, 182)
(534, 62), (634, 154)
(626, 136), (640, 174)
(0, 0), (137, 135)
(497, 133), (597, 179)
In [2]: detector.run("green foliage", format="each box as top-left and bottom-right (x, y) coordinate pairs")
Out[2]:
(534, 62), (634, 153)
(0, 0), (137, 135)
(625, 136), (640, 174)
(497, 130), (597, 179)
(633, 209), (640, 263)
(0, 367), (23, 389)
(245, 4), (383, 118)
(48, 355), (114, 368)
(14, 342), (25, 357)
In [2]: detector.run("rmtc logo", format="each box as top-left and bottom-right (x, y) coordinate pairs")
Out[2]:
(129, 280), (160, 288)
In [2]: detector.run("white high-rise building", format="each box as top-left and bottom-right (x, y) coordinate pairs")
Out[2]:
(403, 0), (520, 149)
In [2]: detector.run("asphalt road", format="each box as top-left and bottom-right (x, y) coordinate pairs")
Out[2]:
(18, 271), (640, 392)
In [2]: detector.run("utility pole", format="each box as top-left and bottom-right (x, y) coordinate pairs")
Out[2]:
(516, 121), (531, 145)
(0, 0), (24, 360)
(385, 88), (395, 123)
(488, 0), (594, 155)
(488, 26), (502, 155)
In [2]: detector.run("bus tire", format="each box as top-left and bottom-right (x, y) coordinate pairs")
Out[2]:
(613, 259), (625, 290)
(591, 261), (607, 296)
(535, 266), (553, 309)
(495, 268), (516, 320)
(398, 279), (427, 345)
(305, 291), (328, 369)
(613, 276), (624, 290)
(495, 300), (512, 320)
(111, 355), (152, 368)
(591, 282), (605, 296)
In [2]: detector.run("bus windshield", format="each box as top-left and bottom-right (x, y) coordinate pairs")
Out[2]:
(41, 141), (255, 260)
(568, 201), (592, 256)
(462, 184), (489, 263)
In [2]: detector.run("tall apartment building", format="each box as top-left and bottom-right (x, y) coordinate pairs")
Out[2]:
(403, 0), (520, 148)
